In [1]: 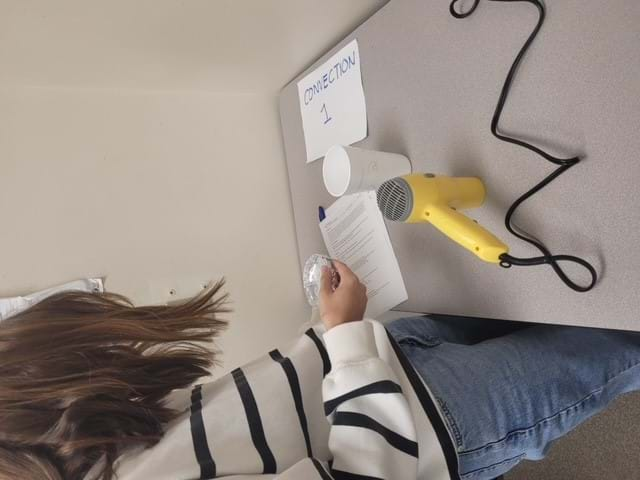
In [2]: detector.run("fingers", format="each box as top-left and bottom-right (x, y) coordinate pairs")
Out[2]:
(357, 281), (367, 301)
(319, 267), (333, 298)
(332, 260), (358, 285)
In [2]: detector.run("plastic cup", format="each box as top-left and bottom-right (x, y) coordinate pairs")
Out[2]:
(322, 145), (412, 197)
(302, 254), (340, 306)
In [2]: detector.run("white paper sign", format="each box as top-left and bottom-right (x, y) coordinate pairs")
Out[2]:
(297, 39), (367, 163)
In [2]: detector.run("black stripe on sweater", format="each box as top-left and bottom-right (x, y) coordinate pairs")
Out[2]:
(305, 328), (332, 376)
(189, 384), (216, 479)
(333, 411), (419, 458)
(324, 380), (403, 416)
(386, 329), (461, 479)
(330, 469), (383, 480)
(311, 458), (334, 480)
(269, 349), (313, 457)
(231, 368), (277, 474)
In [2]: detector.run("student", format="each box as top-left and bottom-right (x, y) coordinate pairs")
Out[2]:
(1, 262), (638, 480)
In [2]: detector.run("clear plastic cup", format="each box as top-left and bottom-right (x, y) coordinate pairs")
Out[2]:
(302, 254), (340, 306)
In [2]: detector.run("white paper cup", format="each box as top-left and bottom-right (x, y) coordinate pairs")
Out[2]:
(322, 145), (412, 197)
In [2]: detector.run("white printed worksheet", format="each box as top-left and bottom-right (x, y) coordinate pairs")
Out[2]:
(319, 191), (407, 318)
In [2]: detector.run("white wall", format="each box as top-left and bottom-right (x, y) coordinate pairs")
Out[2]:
(0, 0), (386, 94)
(0, 0), (387, 372)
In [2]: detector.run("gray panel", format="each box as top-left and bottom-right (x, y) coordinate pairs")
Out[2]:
(279, 0), (640, 331)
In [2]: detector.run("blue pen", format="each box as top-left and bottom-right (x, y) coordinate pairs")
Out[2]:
(318, 206), (326, 222)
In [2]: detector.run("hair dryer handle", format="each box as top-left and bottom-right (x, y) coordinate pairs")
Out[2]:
(427, 204), (508, 263)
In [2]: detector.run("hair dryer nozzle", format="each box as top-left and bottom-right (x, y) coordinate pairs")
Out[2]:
(377, 177), (413, 222)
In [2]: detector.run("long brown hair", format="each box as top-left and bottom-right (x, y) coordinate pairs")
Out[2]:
(0, 281), (229, 480)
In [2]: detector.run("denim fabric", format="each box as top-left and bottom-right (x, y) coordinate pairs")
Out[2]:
(387, 315), (640, 480)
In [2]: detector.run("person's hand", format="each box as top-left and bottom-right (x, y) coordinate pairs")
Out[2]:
(319, 261), (367, 330)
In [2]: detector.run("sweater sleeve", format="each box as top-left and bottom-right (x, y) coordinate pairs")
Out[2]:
(320, 321), (419, 480)
(270, 457), (333, 479)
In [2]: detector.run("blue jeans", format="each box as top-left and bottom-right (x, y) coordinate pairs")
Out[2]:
(387, 315), (640, 479)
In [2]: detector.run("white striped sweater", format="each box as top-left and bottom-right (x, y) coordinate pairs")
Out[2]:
(114, 320), (460, 480)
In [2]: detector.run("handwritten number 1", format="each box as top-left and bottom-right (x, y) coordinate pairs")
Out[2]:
(321, 103), (332, 124)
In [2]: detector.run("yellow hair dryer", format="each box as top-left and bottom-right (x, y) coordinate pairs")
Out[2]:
(376, 173), (509, 263)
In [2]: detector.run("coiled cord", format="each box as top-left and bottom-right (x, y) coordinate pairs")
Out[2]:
(449, 0), (597, 292)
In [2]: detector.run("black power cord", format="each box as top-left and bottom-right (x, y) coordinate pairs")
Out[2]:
(449, 0), (597, 292)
